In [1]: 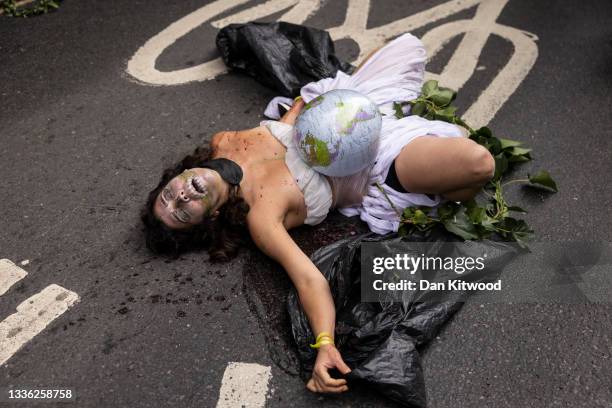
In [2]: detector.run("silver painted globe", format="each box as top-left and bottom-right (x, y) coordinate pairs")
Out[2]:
(294, 89), (382, 177)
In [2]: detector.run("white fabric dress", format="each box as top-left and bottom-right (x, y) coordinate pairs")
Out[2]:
(261, 120), (333, 226)
(264, 33), (465, 234)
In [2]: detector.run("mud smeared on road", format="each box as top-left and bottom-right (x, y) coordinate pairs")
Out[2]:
(241, 211), (368, 375)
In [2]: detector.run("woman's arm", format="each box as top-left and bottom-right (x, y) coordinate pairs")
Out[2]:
(247, 205), (351, 393)
(279, 98), (304, 124)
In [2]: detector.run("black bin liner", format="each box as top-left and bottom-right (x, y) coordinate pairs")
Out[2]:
(216, 22), (354, 97)
(287, 231), (518, 407)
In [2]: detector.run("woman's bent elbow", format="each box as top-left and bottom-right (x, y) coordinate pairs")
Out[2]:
(471, 145), (495, 184)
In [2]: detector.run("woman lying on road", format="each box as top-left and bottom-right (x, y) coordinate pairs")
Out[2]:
(141, 33), (495, 394)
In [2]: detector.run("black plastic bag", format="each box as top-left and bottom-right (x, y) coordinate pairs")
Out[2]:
(216, 22), (354, 97)
(287, 231), (518, 407)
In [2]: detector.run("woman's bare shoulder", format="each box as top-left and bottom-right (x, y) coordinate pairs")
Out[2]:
(210, 130), (236, 150)
(211, 126), (270, 149)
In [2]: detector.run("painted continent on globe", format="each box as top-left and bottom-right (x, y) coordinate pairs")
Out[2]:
(294, 89), (382, 177)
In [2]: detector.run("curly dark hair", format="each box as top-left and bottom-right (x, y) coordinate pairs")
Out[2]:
(141, 146), (251, 262)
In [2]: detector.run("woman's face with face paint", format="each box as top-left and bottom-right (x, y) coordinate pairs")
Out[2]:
(153, 168), (227, 230)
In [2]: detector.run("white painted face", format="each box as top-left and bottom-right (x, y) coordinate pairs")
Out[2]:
(153, 168), (226, 230)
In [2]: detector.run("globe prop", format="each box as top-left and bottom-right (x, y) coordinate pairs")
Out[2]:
(294, 89), (382, 177)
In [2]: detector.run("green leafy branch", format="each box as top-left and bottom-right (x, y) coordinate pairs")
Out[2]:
(0, 0), (61, 17)
(394, 80), (558, 248)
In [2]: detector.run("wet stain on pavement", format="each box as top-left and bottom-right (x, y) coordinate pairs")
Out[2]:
(111, 259), (236, 319)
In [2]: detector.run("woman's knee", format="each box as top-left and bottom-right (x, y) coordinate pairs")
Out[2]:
(469, 144), (495, 184)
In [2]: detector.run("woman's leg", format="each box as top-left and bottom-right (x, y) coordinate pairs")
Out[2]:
(393, 136), (495, 201)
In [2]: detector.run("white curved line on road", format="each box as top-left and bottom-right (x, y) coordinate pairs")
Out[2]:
(462, 24), (538, 127)
(126, 0), (539, 127)
(126, 0), (250, 86)
(126, 0), (319, 86)
(210, 0), (320, 29)
(419, 0), (539, 126)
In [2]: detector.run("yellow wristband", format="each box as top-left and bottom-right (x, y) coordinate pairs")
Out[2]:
(309, 332), (335, 349)
(294, 95), (302, 102)
(311, 339), (334, 349)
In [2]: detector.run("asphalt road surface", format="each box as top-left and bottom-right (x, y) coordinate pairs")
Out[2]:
(1, 0), (611, 407)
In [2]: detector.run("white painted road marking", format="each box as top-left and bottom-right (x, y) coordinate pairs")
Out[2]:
(126, 0), (539, 127)
(216, 362), (271, 408)
(0, 259), (28, 296)
(420, 0), (538, 126)
(126, 0), (316, 86)
(0, 284), (80, 366)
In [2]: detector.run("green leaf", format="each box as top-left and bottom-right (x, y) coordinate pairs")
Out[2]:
(493, 154), (508, 180)
(507, 206), (527, 213)
(442, 208), (479, 240)
(433, 105), (457, 122)
(469, 134), (488, 147)
(466, 205), (486, 224)
(437, 202), (459, 220)
(393, 102), (404, 119)
(463, 198), (483, 222)
(402, 207), (415, 219)
(486, 137), (502, 155)
(480, 215), (499, 232)
(472, 127), (493, 139)
(463, 198), (478, 209)
(502, 217), (531, 231)
(411, 101), (426, 116)
(499, 138), (523, 150)
(441, 106), (458, 115)
(499, 217), (533, 247)
(413, 209), (429, 225)
(528, 170), (558, 192)
(421, 80), (439, 97)
(430, 88), (456, 107)
(507, 146), (532, 156)
(508, 153), (532, 163)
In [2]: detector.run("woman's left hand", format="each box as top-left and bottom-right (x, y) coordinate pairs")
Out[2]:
(306, 344), (352, 393)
